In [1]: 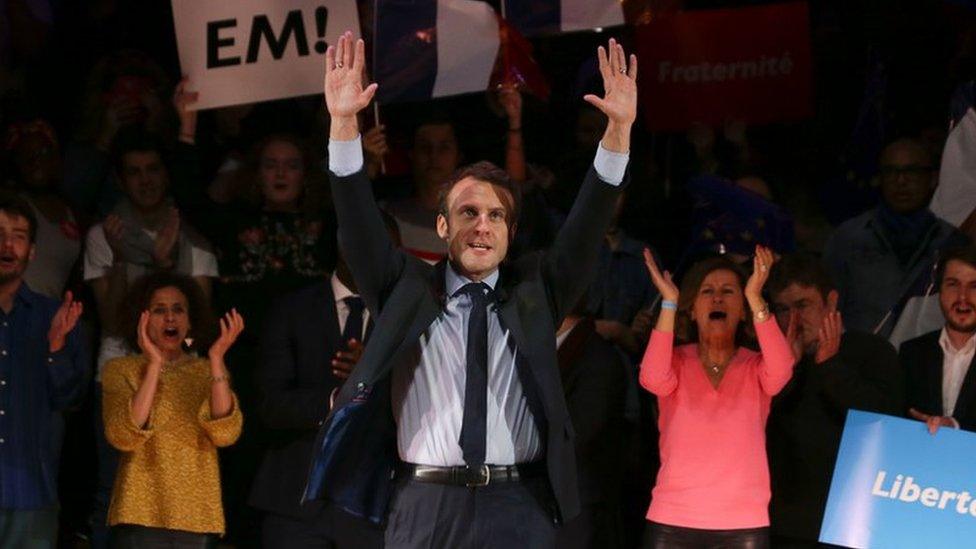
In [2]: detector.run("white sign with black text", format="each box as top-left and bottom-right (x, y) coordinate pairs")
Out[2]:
(171, 0), (359, 110)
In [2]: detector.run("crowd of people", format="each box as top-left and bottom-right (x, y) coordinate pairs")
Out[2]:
(2, 2), (976, 548)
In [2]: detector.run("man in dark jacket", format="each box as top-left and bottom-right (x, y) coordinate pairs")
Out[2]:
(554, 301), (629, 548)
(766, 254), (904, 547)
(902, 245), (976, 434)
(249, 220), (399, 548)
(303, 32), (637, 548)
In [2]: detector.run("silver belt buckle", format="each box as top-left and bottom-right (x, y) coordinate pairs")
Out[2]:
(466, 464), (491, 487)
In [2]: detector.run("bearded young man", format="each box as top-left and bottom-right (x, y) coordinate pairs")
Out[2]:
(302, 32), (636, 548)
(902, 245), (976, 434)
(0, 194), (88, 548)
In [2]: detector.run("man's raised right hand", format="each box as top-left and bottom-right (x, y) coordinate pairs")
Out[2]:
(324, 31), (378, 140)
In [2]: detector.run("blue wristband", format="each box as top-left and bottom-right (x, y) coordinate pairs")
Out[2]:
(661, 300), (677, 311)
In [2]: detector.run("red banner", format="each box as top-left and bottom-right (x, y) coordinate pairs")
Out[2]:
(636, 2), (812, 131)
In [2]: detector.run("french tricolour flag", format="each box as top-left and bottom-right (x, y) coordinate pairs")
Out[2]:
(503, 0), (624, 35)
(888, 82), (976, 349)
(375, 0), (500, 103)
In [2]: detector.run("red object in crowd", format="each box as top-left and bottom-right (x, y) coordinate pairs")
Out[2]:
(635, 1), (813, 131)
(491, 17), (551, 101)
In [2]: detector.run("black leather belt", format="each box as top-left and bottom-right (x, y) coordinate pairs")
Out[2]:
(397, 462), (546, 488)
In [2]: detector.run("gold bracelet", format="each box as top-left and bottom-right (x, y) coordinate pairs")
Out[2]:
(211, 372), (231, 383)
(753, 303), (770, 322)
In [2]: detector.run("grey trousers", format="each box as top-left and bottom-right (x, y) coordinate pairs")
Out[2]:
(384, 477), (558, 549)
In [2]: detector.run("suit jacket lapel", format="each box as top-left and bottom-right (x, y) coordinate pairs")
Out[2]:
(950, 345), (976, 420)
(380, 262), (445, 381)
(495, 274), (550, 430)
(497, 297), (527, 353)
(928, 333), (946, 414)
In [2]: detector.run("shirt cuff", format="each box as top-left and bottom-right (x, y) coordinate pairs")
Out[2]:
(328, 135), (364, 176)
(593, 142), (629, 186)
(950, 416), (961, 429)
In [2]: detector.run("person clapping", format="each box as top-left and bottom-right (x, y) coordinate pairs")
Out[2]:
(639, 246), (795, 548)
(101, 272), (244, 546)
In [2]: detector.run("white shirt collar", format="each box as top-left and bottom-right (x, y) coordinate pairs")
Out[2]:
(445, 262), (499, 297)
(330, 272), (357, 303)
(939, 327), (976, 356)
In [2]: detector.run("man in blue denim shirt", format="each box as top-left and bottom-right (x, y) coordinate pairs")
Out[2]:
(0, 194), (89, 547)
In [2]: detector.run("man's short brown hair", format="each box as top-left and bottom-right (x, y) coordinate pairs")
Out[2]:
(767, 253), (837, 301)
(436, 161), (521, 231)
(937, 245), (976, 287)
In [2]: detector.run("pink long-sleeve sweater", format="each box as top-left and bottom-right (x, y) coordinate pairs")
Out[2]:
(639, 318), (795, 530)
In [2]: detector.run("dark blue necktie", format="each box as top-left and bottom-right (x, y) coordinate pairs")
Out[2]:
(458, 282), (490, 467)
(341, 295), (365, 345)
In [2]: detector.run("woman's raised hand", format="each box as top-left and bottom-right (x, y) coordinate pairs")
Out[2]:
(745, 245), (775, 302)
(137, 311), (165, 366)
(643, 248), (679, 303)
(208, 309), (245, 362)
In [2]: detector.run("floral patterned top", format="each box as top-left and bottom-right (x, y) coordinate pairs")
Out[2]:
(229, 213), (330, 284)
(170, 143), (337, 334)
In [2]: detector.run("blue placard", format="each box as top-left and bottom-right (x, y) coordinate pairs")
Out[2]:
(820, 410), (976, 548)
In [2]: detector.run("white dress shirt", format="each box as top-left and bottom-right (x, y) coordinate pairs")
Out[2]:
(390, 265), (543, 466)
(940, 328), (976, 417)
(328, 132), (629, 466)
(329, 135), (628, 185)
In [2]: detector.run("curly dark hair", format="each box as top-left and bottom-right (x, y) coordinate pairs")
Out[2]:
(674, 254), (756, 347)
(121, 272), (218, 354)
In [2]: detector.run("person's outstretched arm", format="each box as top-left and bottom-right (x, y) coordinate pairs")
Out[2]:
(324, 32), (404, 310)
(746, 247), (795, 395)
(639, 250), (679, 396)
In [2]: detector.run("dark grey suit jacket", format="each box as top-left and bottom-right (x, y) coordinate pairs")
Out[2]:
(249, 281), (345, 519)
(303, 166), (625, 525)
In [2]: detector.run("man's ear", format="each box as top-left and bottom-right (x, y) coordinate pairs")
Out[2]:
(436, 213), (449, 241)
(508, 222), (518, 243)
(28, 244), (36, 264)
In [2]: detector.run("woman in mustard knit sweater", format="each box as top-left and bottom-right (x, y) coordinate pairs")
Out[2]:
(102, 272), (244, 547)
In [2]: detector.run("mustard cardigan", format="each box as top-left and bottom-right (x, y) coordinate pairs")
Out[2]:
(102, 355), (242, 534)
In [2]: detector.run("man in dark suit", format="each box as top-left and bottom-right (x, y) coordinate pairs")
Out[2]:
(302, 32), (637, 548)
(902, 245), (976, 434)
(248, 219), (399, 548)
(554, 301), (629, 549)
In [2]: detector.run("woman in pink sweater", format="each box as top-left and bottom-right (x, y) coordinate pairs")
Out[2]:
(640, 246), (795, 548)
